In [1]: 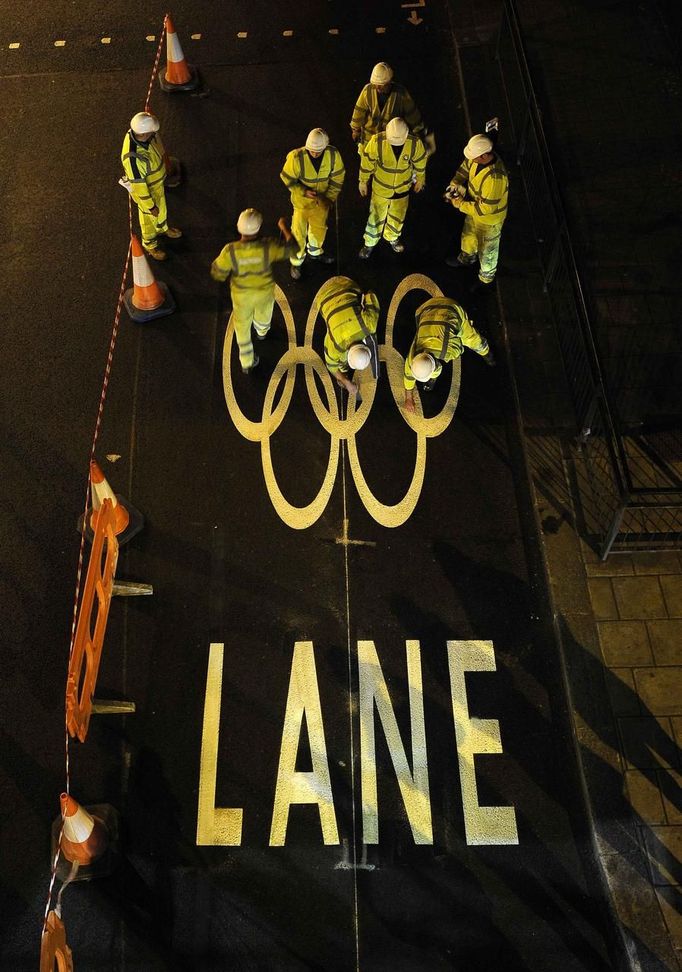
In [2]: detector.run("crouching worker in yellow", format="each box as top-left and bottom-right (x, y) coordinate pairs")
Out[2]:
(280, 128), (345, 280)
(120, 112), (182, 261)
(318, 277), (380, 400)
(211, 209), (298, 374)
(359, 118), (426, 258)
(403, 297), (495, 413)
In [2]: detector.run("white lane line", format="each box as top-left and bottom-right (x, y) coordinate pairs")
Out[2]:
(375, 27), (386, 33)
(340, 437), (361, 971)
(54, 39), (66, 47)
(9, 42), (21, 49)
(146, 35), (156, 42)
(283, 30), (293, 37)
(191, 33), (202, 40)
(237, 32), (247, 39)
(101, 37), (111, 44)
(329, 28), (339, 35)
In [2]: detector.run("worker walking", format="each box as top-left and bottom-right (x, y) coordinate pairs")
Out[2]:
(211, 210), (299, 374)
(120, 112), (182, 261)
(318, 276), (380, 399)
(446, 133), (509, 291)
(279, 129), (345, 280)
(359, 118), (426, 258)
(350, 62), (425, 157)
(403, 296), (495, 413)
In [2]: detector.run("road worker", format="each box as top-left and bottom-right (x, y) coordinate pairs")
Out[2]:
(279, 128), (346, 280)
(446, 133), (509, 291)
(403, 296), (495, 413)
(211, 210), (299, 374)
(120, 112), (182, 261)
(318, 276), (380, 399)
(358, 118), (426, 258)
(350, 62), (425, 156)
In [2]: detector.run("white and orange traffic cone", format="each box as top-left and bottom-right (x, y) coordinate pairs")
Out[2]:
(51, 795), (120, 882)
(123, 235), (176, 323)
(159, 14), (200, 92)
(60, 794), (108, 866)
(78, 459), (144, 545)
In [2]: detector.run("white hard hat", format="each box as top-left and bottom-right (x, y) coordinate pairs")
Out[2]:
(305, 128), (329, 153)
(237, 208), (263, 235)
(411, 353), (436, 381)
(463, 134), (493, 159)
(130, 111), (160, 135)
(386, 118), (409, 146)
(347, 344), (371, 371)
(370, 62), (393, 85)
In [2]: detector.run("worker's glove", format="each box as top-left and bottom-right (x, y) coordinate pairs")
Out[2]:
(351, 129), (361, 142)
(483, 351), (496, 367)
(359, 183), (368, 198)
(450, 195), (464, 210)
(413, 182), (424, 194)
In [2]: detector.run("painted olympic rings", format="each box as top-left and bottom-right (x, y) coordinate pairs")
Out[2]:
(222, 275), (461, 530)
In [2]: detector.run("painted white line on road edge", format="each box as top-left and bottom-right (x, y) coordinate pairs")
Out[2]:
(101, 37), (111, 44)
(9, 42), (21, 49)
(54, 40), (66, 47)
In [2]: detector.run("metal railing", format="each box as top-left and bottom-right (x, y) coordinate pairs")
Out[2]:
(495, 0), (682, 556)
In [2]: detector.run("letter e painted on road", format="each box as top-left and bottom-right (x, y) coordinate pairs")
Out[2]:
(196, 643), (244, 846)
(270, 641), (339, 846)
(447, 640), (519, 846)
(359, 640), (433, 845)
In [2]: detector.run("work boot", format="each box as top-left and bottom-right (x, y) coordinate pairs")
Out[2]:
(390, 239), (405, 253)
(143, 246), (168, 261)
(242, 355), (260, 374)
(308, 252), (335, 264)
(290, 265), (302, 280)
(164, 227), (183, 239)
(359, 245), (374, 259)
(445, 255), (468, 268)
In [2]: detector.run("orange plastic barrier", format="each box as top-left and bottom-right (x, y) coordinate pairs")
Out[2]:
(66, 498), (119, 743)
(40, 910), (73, 972)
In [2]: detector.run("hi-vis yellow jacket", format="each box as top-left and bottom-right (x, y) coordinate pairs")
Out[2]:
(449, 155), (508, 225)
(404, 298), (489, 389)
(360, 133), (427, 197)
(279, 147), (345, 207)
(350, 83), (424, 145)
(211, 238), (298, 294)
(318, 277), (380, 374)
(120, 131), (167, 212)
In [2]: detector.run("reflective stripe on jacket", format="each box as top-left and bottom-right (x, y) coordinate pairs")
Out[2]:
(121, 131), (167, 211)
(360, 133), (427, 197)
(280, 147), (346, 206)
(318, 277), (380, 372)
(350, 83), (424, 144)
(403, 298), (489, 389)
(449, 155), (508, 225)
(211, 238), (298, 293)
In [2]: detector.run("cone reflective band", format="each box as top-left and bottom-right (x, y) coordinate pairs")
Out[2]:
(60, 794), (108, 865)
(159, 15), (200, 92)
(123, 235), (176, 322)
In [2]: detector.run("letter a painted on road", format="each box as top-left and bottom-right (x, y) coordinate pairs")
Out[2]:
(359, 640), (433, 845)
(196, 643), (244, 845)
(447, 640), (519, 845)
(270, 641), (339, 846)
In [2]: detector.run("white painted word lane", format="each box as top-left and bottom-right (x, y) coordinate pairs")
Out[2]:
(196, 640), (519, 848)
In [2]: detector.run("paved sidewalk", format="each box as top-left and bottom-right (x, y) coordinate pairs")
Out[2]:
(450, 0), (682, 967)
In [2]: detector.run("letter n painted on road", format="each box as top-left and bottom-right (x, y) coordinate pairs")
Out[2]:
(447, 640), (519, 846)
(270, 641), (339, 846)
(196, 643), (244, 846)
(359, 640), (433, 845)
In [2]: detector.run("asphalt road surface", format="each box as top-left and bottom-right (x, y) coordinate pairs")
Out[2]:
(1, 2), (621, 969)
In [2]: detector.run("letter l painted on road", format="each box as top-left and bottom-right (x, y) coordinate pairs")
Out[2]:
(196, 643), (244, 845)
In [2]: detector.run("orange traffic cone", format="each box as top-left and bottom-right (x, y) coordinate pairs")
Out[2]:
(123, 235), (175, 323)
(51, 796), (120, 882)
(78, 459), (144, 546)
(60, 794), (108, 866)
(159, 15), (200, 92)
